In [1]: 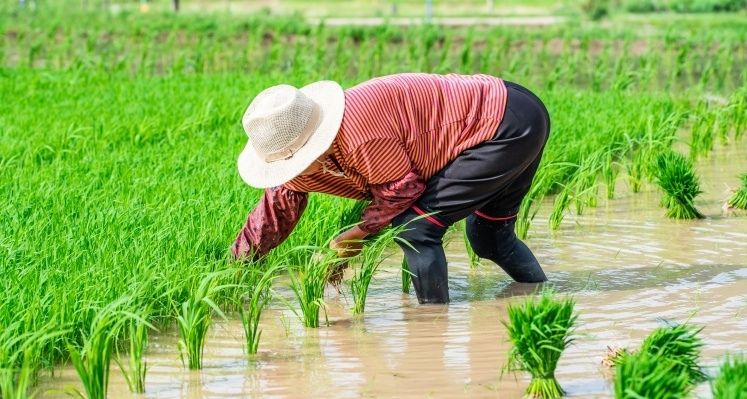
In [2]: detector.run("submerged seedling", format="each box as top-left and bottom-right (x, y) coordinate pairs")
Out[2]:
(176, 272), (230, 369)
(727, 173), (747, 210)
(711, 356), (747, 399)
(651, 150), (704, 219)
(614, 351), (691, 399)
(239, 264), (280, 355)
(503, 290), (577, 399)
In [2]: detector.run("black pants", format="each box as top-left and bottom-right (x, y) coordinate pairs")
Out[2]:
(392, 81), (551, 304)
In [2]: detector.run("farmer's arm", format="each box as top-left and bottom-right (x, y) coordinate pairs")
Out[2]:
(232, 186), (308, 260)
(349, 138), (426, 234)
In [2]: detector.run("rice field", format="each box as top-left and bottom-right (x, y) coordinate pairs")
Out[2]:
(1, 4), (747, 398)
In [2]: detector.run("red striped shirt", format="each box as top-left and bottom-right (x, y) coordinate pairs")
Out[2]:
(285, 73), (508, 197)
(232, 73), (508, 259)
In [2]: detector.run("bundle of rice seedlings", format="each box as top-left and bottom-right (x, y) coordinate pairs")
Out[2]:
(503, 290), (577, 399)
(727, 173), (747, 210)
(711, 356), (747, 399)
(614, 351), (691, 399)
(605, 323), (706, 387)
(639, 323), (707, 384)
(651, 150), (704, 219)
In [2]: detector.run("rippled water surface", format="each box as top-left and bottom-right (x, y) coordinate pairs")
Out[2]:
(39, 143), (747, 398)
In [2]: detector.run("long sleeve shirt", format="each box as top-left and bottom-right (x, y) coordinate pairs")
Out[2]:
(232, 73), (508, 259)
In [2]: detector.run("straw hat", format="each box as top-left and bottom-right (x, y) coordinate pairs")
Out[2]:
(237, 81), (345, 188)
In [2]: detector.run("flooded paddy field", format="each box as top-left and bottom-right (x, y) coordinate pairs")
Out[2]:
(36, 144), (747, 398)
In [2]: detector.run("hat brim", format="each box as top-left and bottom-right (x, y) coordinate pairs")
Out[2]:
(237, 81), (345, 188)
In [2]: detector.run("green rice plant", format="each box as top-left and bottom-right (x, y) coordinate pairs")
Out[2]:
(613, 351), (691, 399)
(638, 323), (707, 384)
(0, 346), (40, 399)
(602, 153), (619, 200)
(66, 298), (132, 399)
(651, 150), (704, 219)
(463, 222), (480, 269)
(115, 309), (155, 394)
(503, 290), (577, 399)
(350, 227), (403, 315)
(711, 356), (747, 399)
(549, 187), (572, 231)
(727, 173), (747, 209)
(401, 257), (412, 294)
(288, 247), (341, 328)
(239, 264), (281, 356)
(176, 272), (230, 370)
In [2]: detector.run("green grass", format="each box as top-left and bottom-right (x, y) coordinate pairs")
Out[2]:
(727, 173), (747, 209)
(711, 356), (747, 399)
(503, 290), (577, 399)
(651, 150), (705, 219)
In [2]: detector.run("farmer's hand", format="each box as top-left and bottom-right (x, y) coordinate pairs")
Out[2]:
(330, 226), (368, 258)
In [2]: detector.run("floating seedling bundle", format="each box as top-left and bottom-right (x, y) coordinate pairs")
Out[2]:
(503, 290), (577, 399)
(727, 173), (747, 210)
(711, 356), (747, 399)
(651, 150), (704, 219)
(611, 323), (706, 398)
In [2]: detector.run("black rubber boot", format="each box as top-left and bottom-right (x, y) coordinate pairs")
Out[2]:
(465, 214), (547, 283)
(392, 209), (450, 304)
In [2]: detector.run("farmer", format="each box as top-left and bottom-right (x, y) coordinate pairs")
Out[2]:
(232, 73), (550, 304)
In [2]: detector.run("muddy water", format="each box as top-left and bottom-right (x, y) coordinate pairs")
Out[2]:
(39, 142), (747, 398)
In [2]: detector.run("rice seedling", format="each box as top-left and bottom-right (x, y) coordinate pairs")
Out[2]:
(502, 290), (577, 399)
(350, 227), (402, 315)
(711, 356), (747, 399)
(176, 272), (231, 370)
(651, 150), (704, 219)
(115, 308), (155, 394)
(549, 187), (571, 231)
(463, 225), (480, 269)
(239, 264), (281, 356)
(727, 173), (747, 209)
(613, 351), (692, 399)
(288, 247), (341, 328)
(401, 257), (412, 294)
(66, 297), (132, 399)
